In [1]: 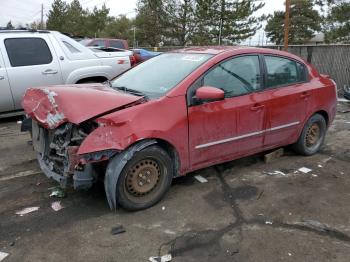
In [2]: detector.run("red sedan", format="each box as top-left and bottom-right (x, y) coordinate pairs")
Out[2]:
(22, 46), (337, 211)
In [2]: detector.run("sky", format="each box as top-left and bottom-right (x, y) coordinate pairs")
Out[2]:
(0, 0), (285, 44)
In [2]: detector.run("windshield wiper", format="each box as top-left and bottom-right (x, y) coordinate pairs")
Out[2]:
(114, 85), (148, 98)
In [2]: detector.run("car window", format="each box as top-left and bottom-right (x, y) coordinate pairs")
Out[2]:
(110, 40), (125, 49)
(203, 55), (261, 98)
(4, 38), (52, 67)
(62, 41), (81, 53)
(90, 40), (105, 47)
(264, 55), (306, 88)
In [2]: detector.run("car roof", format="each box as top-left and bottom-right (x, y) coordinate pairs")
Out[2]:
(172, 45), (306, 63)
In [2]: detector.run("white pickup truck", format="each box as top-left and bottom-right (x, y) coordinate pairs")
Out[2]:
(0, 30), (132, 117)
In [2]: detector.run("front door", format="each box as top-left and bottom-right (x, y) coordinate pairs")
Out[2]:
(187, 55), (268, 170)
(0, 49), (14, 113)
(0, 35), (63, 109)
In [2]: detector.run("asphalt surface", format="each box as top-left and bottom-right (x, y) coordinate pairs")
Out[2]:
(1, 102), (350, 262)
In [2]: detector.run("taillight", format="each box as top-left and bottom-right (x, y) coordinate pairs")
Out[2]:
(129, 55), (136, 66)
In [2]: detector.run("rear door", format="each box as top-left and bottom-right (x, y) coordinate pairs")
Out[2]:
(1, 34), (63, 109)
(188, 55), (268, 169)
(262, 55), (309, 148)
(0, 48), (14, 112)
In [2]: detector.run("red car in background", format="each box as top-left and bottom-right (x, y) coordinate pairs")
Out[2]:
(22, 46), (337, 211)
(80, 38), (129, 50)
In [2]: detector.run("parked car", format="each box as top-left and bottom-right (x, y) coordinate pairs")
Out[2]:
(22, 46), (337, 211)
(131, 48), (161, 64)
(80, 38), (129, 50)
(0, 30), (132, 117)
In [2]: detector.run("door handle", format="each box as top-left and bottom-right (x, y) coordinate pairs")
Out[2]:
(300, 91), (311, 98)
(250, 104), (265, 111)
(0, 76), (4, 80)
(42, 69), (58, 75)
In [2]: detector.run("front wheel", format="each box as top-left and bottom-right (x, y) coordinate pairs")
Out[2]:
(116, 146), (173, 211)
(293, 114), (327, 156)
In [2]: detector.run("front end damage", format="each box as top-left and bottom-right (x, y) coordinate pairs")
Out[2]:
(32, 120), (117, 189)
(23, 85), (151, 209)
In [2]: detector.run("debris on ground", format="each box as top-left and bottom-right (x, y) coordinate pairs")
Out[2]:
(15, 207), (39, 216)
(317, 164), (323, 168)
(264, 148), (284, 163)
(298, 167), (312, 174)
(194, 175), (208, 183)
(0, 251), (9, 261)
(16, 121), (22, 124)
(149, 254), (172, 262)
(110, 225), (126, 235)
(311, 174), (318, 177)
(162, 206), (165, 211)
(49, 187), (66, 198)
(322, 157), (332, 163)
(265, 221), (273, 225)
(51, 201), (63, 212)
(263, 170), (287, 176)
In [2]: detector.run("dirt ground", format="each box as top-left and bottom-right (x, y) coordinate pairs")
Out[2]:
(1, 102), (350, 262)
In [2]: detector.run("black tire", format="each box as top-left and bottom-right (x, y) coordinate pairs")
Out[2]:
(293, 114), (327, 156)
(116, 145), (173, 211)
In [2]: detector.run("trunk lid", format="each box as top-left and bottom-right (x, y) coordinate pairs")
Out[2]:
(22, 83), (143, 129)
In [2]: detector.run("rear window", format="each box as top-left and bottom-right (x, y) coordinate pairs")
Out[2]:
(110, 40), (125, 49)
(4, 37), (52, 67)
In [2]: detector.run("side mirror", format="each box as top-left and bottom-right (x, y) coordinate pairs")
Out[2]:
(194, 86), (225, 102)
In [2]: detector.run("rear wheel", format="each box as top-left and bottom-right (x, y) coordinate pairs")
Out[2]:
(116, 146), (173, 211)
(293, 114), (327, 156)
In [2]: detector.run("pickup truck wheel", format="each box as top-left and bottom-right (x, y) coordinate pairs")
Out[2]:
(116, 146), (173, 211)
(293, 114), (327, 156)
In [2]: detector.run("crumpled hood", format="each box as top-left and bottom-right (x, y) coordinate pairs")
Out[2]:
(22, 83), (143, 129)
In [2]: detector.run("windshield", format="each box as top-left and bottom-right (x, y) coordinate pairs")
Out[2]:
(110, 53), (213, 98)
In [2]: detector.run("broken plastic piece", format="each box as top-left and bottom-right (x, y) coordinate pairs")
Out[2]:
(15, 207), (39, 216)
(298, 167), (312, 174)
(263, 170), (286, 176)
(194, 175), (208, 183)
(149, 254), (172, 262)
(51, 201), (63, 211)
(0, 251), (9, 261)
(111, 225), (126, 235)
(49, 187), (66, 198)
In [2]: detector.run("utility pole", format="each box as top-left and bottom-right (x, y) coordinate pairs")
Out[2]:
(284, 0), (291, 51)
(40, 3), (44, 29)
(218, 18), (223, 45)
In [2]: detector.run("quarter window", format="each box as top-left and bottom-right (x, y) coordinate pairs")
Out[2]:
(264, 56), (307, 88)
(203, 55), (261, 97)
(5, 38), (52, 67)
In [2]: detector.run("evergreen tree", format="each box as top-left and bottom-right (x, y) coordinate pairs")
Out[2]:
(193, 0), (265, 45)
(46, 0), (68, 32)
(323, 0), (350, 43)
(135, 0), (169, 46)
(265, 0), (321, 45)
(86, 4), (110, 37)
(6, 21), (14, 29)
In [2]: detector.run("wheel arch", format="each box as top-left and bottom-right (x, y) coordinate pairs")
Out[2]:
(128, 138), (181, 178)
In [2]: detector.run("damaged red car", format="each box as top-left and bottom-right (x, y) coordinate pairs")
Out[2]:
(22, 47), (337, 211)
